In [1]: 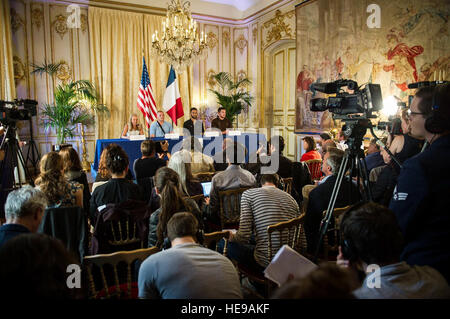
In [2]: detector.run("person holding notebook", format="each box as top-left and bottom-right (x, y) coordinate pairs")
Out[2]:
(150, 111), (173, 138)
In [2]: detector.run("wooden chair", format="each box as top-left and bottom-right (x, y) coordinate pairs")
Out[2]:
(238, 214), (307, 298)
(108, 216), (143, 248)
(305, 159), (323, 181)
(193, 172), (216, 182)
(203, 230), (229, 256)
(218, 187), (252, 229)
(281, 177), (293, 194)
(189, 194), (205, 203)
(83, 246), (159, 299)
(321, 206), (350, 260)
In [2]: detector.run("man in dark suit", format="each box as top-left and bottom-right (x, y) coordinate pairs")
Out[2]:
(183, 107), (204, 136)
(304, 147), (361, 254)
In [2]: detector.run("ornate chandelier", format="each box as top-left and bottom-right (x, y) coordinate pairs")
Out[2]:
(152, 0), (208, 73)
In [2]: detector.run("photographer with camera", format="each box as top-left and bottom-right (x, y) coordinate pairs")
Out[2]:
(390, 83), (450, 283)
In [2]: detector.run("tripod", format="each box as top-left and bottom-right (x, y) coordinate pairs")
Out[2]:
(0, 124), (34, 193)
(25, 117), (41, 172)
(313, 118), (373, 263)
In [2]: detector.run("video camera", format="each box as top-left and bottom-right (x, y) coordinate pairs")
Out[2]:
(0, 99), (38, 125)
(309, 79), (383, 118)
(377, 116), (403, 135)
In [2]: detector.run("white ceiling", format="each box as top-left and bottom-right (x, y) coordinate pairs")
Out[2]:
(110, 0), (283, 20)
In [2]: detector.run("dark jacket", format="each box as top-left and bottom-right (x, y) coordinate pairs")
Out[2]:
(390, 134), (450, 282)
(91, 200), (151, 255)
(183, 119), (205, 136)
(371, 164), (399, 206)
(305, 175), (361, 254)
(0, 224), (30, 248)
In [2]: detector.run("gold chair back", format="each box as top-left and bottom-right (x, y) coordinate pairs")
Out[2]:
(281, 177), (293, 194)
(305, 159), (323, 181)
(218, 187), (252, 229)
(203, 231), (229, 256)
(321, 206), (350, 260)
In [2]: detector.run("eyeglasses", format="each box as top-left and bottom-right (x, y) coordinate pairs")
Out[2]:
(406, 109), (425, 117)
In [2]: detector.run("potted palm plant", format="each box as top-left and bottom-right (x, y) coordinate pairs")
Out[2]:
(209, 72), (254, 124)
(31, 62), (108, 146)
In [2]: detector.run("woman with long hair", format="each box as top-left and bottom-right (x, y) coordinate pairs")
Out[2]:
(168, 150), (203, 196)
(59, 147), (91, 215)
(35, 151), (83, 208)
(121, 113), (144, 138)
(300, 136), (321, 162)
(148, 167), (202, 248)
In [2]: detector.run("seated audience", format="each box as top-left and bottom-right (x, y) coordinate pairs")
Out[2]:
(0, 187), (47, 248)
(148, 167), (203, 248)
(95, 145), (133, 182)
(0, 233), (81, 298)
(35, 151), (83, 208)
(300, 136), (321, 162)
(207, 142), (256, 228)
(59, 147), (91, 216)
(363, 138), (385, 175)
(318, 133), (333, 158)
(271, 263), (358, 299)
(304, 147), (361, 254)
(139, 212), (242, 299)
(213, 137), (233, 172)
(182, 136), (214, 174)
(223, 174), (300, 274)
(168, 150), (203, 197)
(338, 202), (450, 299)
(336, 130), (348, 151)
(390, 83), (450, 283)
(133, 140), (167, 180)
(90, 144), (143, 220)
(121, 113), (144, 138)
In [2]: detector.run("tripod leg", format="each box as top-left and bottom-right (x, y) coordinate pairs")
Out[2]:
(358, 154), (373, 201)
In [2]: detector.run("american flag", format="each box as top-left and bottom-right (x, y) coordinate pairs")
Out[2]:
(137, 57), (157, 128)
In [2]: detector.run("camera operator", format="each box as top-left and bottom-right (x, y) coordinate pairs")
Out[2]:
(389, 83), (450, 283)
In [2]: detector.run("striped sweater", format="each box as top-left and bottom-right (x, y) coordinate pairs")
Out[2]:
(233, 186), (300, 267)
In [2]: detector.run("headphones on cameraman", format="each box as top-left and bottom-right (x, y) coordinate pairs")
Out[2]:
(424, 83), (449, 134)
(339, 202), (366, 262)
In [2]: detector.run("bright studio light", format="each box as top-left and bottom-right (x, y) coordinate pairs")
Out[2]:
(382, 95), (399, 117)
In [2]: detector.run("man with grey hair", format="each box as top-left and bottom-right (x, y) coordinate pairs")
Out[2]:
(304, 147), (361, 254)
(0, 186), (47, 248)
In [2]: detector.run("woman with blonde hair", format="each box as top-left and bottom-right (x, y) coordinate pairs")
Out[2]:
(168, 150), (203, 196)
(35, 151), (83, 208)
(121, 113), (144, 138)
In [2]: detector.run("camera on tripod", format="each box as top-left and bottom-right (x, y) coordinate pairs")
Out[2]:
(309, 79), (383, 118)
(0, 99), (38, 125)
(377, 116), (403, 135)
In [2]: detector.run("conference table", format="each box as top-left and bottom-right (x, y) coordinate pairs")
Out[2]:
(91, 132), (266, 180)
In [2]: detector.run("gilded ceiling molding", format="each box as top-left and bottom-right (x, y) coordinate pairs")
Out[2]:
(10, 8), (25, 33)
(13, 55), (26, 82)
(206, 32), (218, 51)
(53, 14), (69, 40)
(31, 6), (44, 30)
(263, 9), (294, 44)
(207, 69), (216, 88)
(222, 30), (230, 47)
(56, 60), (72, 84)
(235, 34), (248, 55)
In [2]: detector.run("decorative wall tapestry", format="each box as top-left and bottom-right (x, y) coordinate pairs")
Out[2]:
(295, 0), (449, 131)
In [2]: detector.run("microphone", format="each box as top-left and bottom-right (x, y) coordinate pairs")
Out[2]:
(375, 139), (403, 168)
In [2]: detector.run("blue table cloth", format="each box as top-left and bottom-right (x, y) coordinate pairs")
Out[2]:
(91, 133), (265, 180)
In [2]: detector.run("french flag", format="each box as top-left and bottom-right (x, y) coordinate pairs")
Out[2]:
(162, 66), (184, 124)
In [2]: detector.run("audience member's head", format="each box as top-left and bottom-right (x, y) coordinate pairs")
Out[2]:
(268, 135), (285, 154)
(167, 212), (199, 244)
(225, 142), (247, 165)
(271, 263), (358, 299)
(367, 138), (381, 155)
(154, 167), (188, 247)
(322, 147), (344, 176)
(182, 136), (203, 153)
(35, 151), (66, 205)
(4, 186), (47, 233)
(59, 147), (83, 173)
(105, 144), (129, 176)
(141, 140), (156, 157)
(98, 145), (113, 179)
(303, 136), (316, 152)
(0, 233), (80, 298)
(319, 132), (332, 145)
(322, 139), (337, 154)
(222, 137), (233, 150)
(168, 150), (194, 194)
(340, 202), (404, 267)
(260, 173), (280, 187)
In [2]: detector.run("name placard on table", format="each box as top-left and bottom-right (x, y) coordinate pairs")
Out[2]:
(128, 134), (146, 141)
(164, 133), (180, 139)
(228, 130), (241, 136)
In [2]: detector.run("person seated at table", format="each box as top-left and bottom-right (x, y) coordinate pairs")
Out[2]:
(211, 107), (232, 135)
(90, 144), (143, 220)
(121, 113), (144, 138)
(300, 136), (321, 162)
(182, 136), (214, 174)
(168, 150), (203, 197)
(134, 140), (168, 180)
(183, 107), (205, 136)
(95, 145), (133, 183)
(35, 151), (83, 208)
(150, 111), (173, 138)
(59, 147), (91, 216)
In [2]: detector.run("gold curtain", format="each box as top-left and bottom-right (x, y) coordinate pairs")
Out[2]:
(89, 7), (193, 140)
(0, 0), (16, 100)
